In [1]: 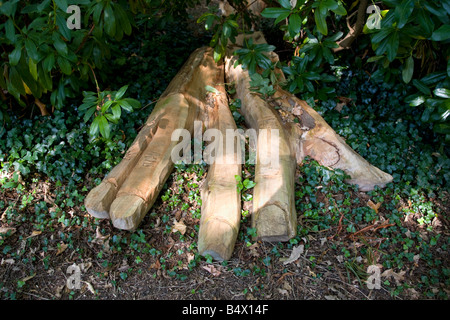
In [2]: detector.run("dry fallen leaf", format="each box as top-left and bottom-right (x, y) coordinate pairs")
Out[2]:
(381, 269), (406, 285)
(84, 281), (95, 295)
(282, 245), (304, 265)
(172, 218), (187, 235)
(202, 264), (221, 277)
(0, 227), (16, 236)
(367, 199), (382, 214)
(26, 230), (42, 239)
(21, 273), (36, 283)
(56, 243), (68, 256)
(277, 288), (289, 296)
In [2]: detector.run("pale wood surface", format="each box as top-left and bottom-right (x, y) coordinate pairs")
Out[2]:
(197, 61), (242, 261)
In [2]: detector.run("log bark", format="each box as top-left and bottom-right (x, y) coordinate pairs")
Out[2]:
(85, 47), (219, 230)
(197, 61), (242, 261)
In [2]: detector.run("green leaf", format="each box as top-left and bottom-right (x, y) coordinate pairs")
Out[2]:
(448, 59), (450, 77)
(101, 99), (114, 113)
(122, 98), (141, 109)
(279, 0), (292, 9)
(43, 53), (55, 72)
(111, 104), (121, 119)
(402, 56), (414, 84)
(52, 33), (68, 56)
(9, 67), (26, 96)
(367, 55), (384, 63)
(331, 2), (347, 15)
(103, 3), (116, 37)
(386, 31), (399, 61)
(405, 94), (426, 107)
(28, 58), (38, 81)
(79, 102), (97, 111)
(421, 71), (447, 86)
(0, 0), (19, 16)
(90, 116), (100, 136)
(416, 8), (434, 36)
(57, 56), (72, 75)
(9, 46), (22, 66)
(395, 0), (414, 29)
(83, 106), (96, 123)
(119, 100), (133, 112)
(205, 85), (220, 94)
(114, 4), (132, 36)
(433, 123), (450, 135)
(371, 27), (392, 44)
(412, 79), (431, 96)
(315, 8), (328, 35)
(37, 0), (51, 12)
(54, 0), (68, 11)
(434, 88), (450, 99)
(261, 7), (291, 19)
(98, 115), (110, 139)
(431, 25), (450, 41)
(25, 38), (39, 62)
(115, 85), (128, 100)
(5, 19), (16, 42)
(288, 14), (302, 36)
(56, 13), (71, 41)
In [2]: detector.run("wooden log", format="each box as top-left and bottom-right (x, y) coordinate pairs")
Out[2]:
(225, 38), (297, 242)
(229, 31), (392, 192)
(85, 47), (219, 229)
(197, 61), (242, 261)
(279, 94), (394, 191)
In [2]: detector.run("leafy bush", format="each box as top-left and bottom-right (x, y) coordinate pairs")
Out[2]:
(254, 0), (450, 140)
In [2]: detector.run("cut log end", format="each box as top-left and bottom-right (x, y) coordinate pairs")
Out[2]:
(109, 195), (146, 231)
(84, 181), (117, 219)
(254, 204), (294, 242)
(198, 218), (238, 261)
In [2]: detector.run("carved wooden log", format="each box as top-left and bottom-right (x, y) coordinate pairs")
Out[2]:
(225, 32), (393, 241)
(85, 47), (219, 230)
(225, 45), (297, 242)
(197, 61), (242, 261)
